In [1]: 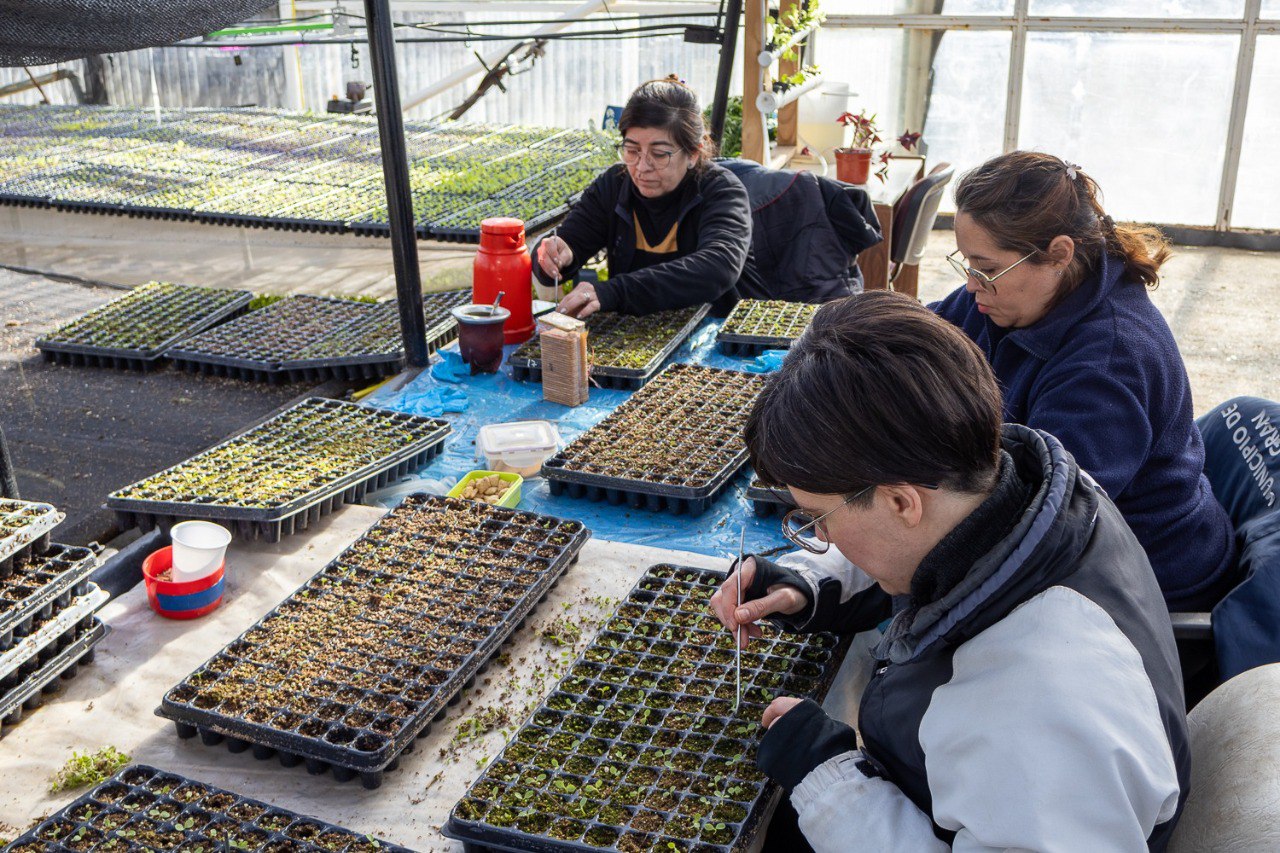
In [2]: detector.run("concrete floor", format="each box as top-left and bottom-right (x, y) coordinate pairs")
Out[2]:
(2, 205), (1278, 414)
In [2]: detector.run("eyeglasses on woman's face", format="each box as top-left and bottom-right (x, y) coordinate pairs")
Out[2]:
(946, 249), (1037, 295)
(616, 141), (680, 171)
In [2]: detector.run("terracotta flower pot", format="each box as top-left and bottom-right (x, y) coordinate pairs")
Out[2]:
(835, 148), (873, 185)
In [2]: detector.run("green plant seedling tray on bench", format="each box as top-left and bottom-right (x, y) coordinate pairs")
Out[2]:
(156, 495), (590, 789)
(509, 306), (710, 391)
(35, 281), (252, 371)
(714, 298), (819, 357)
(0, 616), (106, 738)
(107, 398), (451, 542)
(745, 478), (795, 518)
(443, 563), (851, 853)
(0, 498), (64, 577)
(0, 543), (97, 651)
(4, 764), (410, 852)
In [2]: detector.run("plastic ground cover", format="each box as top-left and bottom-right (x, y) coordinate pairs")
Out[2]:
(158, 495), (591, 788)
(364, 318), (792, 558)
(444, 563), (850, 853)
(108, 398), (451, 541)
(4, 764), (409, 853)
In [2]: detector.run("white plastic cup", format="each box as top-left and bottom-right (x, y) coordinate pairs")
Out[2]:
(170, 521), (232, 582)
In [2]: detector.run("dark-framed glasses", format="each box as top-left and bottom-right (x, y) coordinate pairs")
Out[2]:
(946, 249), (1036, 294)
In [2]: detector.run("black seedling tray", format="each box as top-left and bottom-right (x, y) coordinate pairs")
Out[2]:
(35, 282), (251, 370)
(157, 495), (592, 789)
(509, 305), (710, 391)
(542, 364), (767, 516)
(444, 563), (851, 853)
(108, 398), (451, 542)
(0, 585), (105, 695)
(0, 617), (106, 737)
(0, 543), (97, 651)
(0, 498), (64, 576)
(714, 299), (819, 357)
(4, 764), (410, 853)
(745, 479), (795, 518)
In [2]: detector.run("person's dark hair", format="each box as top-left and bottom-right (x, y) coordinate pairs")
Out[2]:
(746, 292), (1003, 501)
(619, 75), (717, 171)
(954, 150), (1170, 294)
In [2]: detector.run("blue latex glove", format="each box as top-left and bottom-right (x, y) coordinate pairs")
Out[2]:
(431, 348), (468, 384)
(392, 385), (468, 417)
(743, 349), (788, 373)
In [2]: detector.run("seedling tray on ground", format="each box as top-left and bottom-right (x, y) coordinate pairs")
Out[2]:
(108, 398), (451, 542)
(0, 498), (64, 576)
(4, 764), (409, 853)
(35, 281), (252, 370)
(714, 299), (819, 357)
(444, 563), (851, 853)
(509, 306), (710, 390)
(0, 616), (106, 737)
(0, 585), (107, 690)
(167, 290), (470, 382)
(0, 543), (97, 651)
(542, 364), (767, 515)
(745, 480), (794, 518)
(157, 495), (591, 788)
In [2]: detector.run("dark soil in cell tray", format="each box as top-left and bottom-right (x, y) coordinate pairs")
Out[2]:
(0, 498), (64, 576)
(714, 299), (819, 357)
(509, 306), (710, 390)
(444, 563), (851, 853)
(745, 479), (795, 518)
(107, 398), (451, 542)
(4, 764), (409, 853)
(157, 495), (591, 788)
(0, 616), (107, 738)
(0, 585), (105, 695)
(0, 543), (97, 651)
(542, 364), (767, 515)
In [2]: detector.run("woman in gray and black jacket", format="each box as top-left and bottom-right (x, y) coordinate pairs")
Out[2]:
(710, 292), (1189, 851)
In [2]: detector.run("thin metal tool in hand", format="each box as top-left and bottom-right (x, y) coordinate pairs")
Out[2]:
(549, 226), (561, 291)
(735, 526), (744, 712)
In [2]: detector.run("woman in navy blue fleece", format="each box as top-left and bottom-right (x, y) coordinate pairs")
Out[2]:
(932, 151), (1236, 610)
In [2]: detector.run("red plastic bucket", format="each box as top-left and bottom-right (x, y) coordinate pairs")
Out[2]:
(142, 546), (225, 619)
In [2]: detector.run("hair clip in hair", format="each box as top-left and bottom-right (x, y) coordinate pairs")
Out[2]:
(1065, 162), (1081, 180)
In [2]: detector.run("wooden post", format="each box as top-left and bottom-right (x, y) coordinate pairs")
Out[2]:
(775, 0), (799, 149)
(741, 0), (767, 164)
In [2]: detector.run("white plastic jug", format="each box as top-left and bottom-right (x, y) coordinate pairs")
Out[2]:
(170, 520), (231, 582)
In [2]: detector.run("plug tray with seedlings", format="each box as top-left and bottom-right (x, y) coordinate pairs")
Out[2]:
(542, 364), (767, 515)
(714, 299), (819, 356)
(744, 479), (795, 518)
(35, 281), (252, 370)
(444, 563), (850, 853)
(0, 498), (64, 576)
(0, 585), (107, 696)
(0, 615), (106, 737)
(5, 764), (409, 853)
(157, 495), (591, 789)
(108, 398), (450, 542)
(509, 306), (710, 390)
(0, 543), (97, 650)
(167, 291), (471, 382)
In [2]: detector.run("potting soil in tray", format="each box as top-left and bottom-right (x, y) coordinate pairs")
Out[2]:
(0, 615), (106, 737)
(157, 494), (591, 788)
(0, 543), (98, 651)
(509, 306), (711, 390)
(166, 291), (470, 382)
(444, 563), (850, 853)
(3, 764), (410, 853)
(0, 584), (107, 690)
(35, 281), (252, 370)
(744, 479), (794, 518)
(541, 363), (768, 515)
(0, 498), (64, 575)
(714, 299), (819, 356)
(107, 398), (450, 542)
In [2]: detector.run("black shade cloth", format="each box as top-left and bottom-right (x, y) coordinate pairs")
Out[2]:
(0, 0), (275, 66)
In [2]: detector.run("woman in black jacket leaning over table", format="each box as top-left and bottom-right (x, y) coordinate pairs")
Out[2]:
(532, 76), (763, 318)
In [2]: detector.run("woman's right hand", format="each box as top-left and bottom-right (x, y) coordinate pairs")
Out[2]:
(537, 236), (573, 280)
(709, 557), (809, 649)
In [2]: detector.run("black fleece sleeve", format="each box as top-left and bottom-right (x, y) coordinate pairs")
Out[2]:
(744, 554), (892, 636)
(757, 698), (860, 791)
(594, 169), (751, 315)
(531, 168), (614, 288)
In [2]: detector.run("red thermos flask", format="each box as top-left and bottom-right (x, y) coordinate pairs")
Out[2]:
(473, 217), (534, 345)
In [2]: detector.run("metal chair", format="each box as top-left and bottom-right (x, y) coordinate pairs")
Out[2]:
(888, 162), (955, 289)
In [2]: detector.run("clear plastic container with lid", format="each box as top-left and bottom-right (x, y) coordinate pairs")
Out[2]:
(475, 420), (560, 478)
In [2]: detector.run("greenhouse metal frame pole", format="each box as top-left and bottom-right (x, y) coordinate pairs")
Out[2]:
(708, 0), (741, 148)
(364, 0), (429, 368)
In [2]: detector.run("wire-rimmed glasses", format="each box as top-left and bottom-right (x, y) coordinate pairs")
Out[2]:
(945, 249), (1036, 294)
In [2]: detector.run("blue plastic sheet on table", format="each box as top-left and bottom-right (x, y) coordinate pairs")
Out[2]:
(363, 316), (793, 558)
